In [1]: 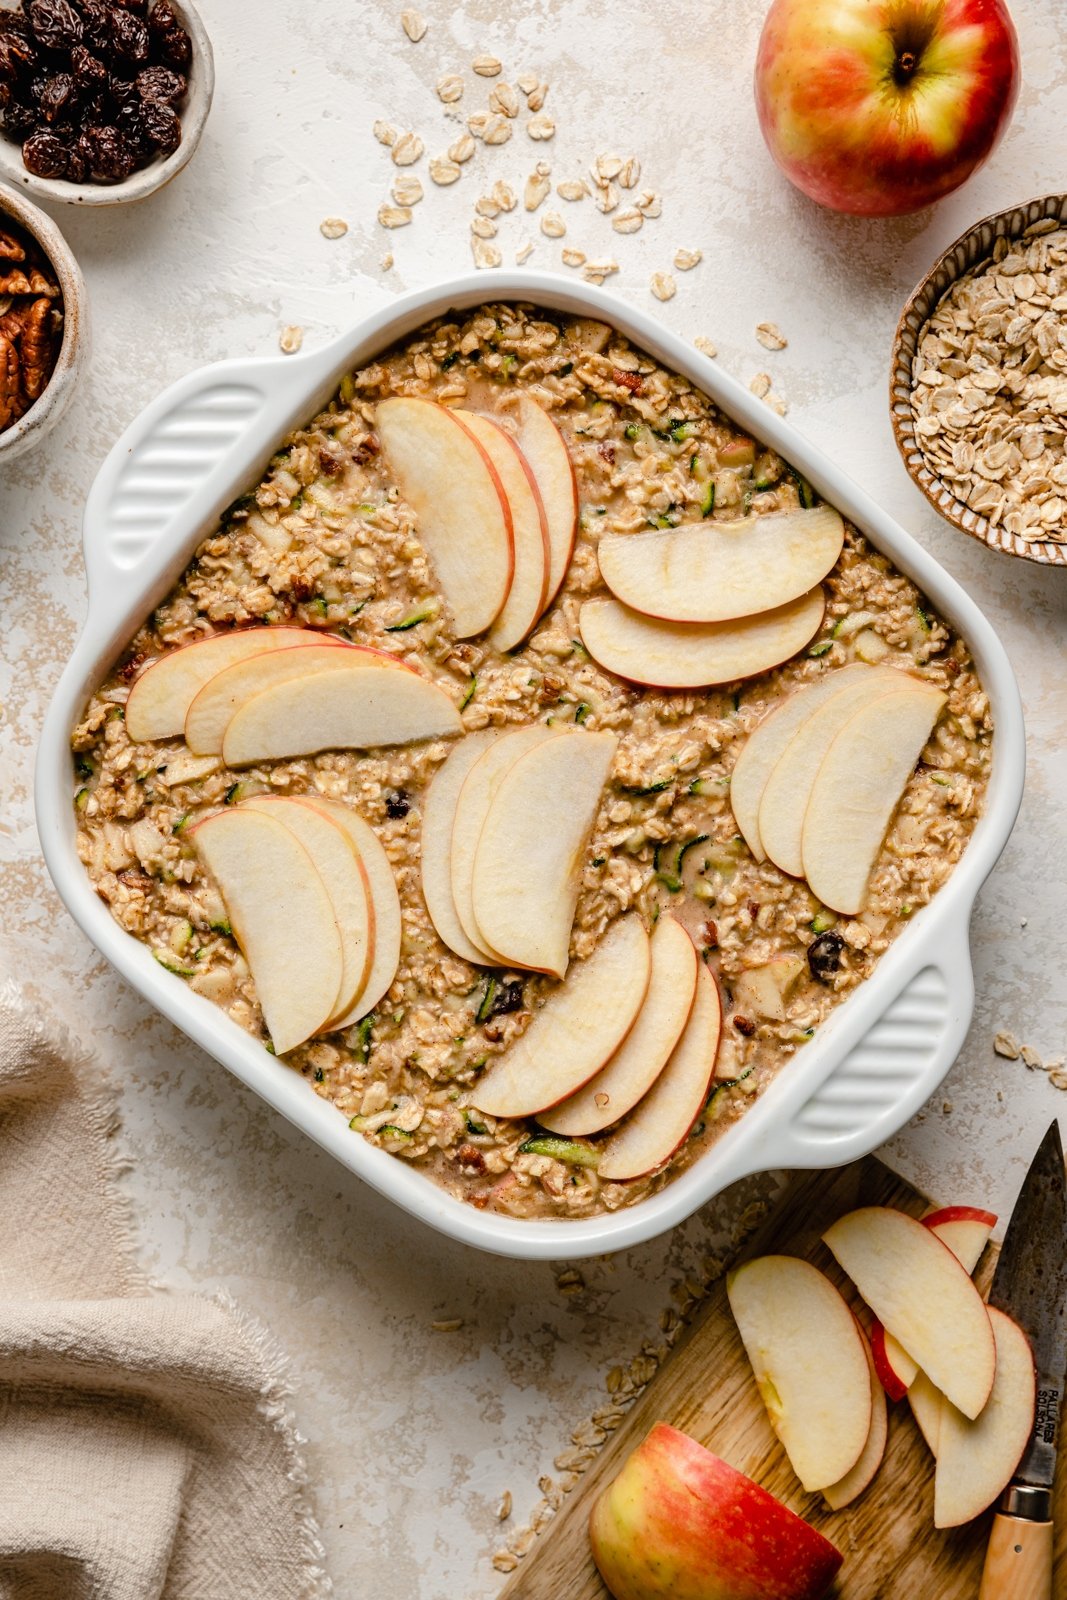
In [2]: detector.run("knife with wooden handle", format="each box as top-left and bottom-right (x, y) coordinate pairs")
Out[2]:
(979, 1120), (1066, 1600)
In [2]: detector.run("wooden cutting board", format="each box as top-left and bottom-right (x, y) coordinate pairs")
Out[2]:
(502, 1156), (1067, 1599)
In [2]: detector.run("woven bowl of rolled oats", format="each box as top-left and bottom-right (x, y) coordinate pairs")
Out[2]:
(890, 194), (1067, 567)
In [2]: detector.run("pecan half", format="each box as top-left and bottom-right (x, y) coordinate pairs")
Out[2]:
(0, 334), (19, 429)
(0, 227), (26, 262)
(20, 296), (54, 401)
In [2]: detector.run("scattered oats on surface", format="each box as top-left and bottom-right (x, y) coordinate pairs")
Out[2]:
(490, 81), (520, 118)
(391, 131), (424, 167)
(380, 252), (394, 270)
(515, 239), (534, 264)
(673, 248), (703, 271)
(492, 1551), (518, 1574)
(401, 8), (426, 42)
(378, 203), (413, 228)
(524, 167), (552, 211)
(637, 190), (662, 217)
(471, 215), (498, 239)
(373, 120), (398, 147)
(765, 391), (789, 416)
(618, 156), (640, 189)
(430, 1317), (464, 1332)
(392, 174), (423, 206)
(592, 153), (624, 183)
(472, 53), (502, 76)
(525, 81), (548, 111)
(497, 1490), (513, 1522)
(476, 193), (502, 218)
(429, 154), (462, 186)
(650, 271), (676, 302)
(1051, 1070), (1067, 1092)
(556, 1267), (584, 1293)
(541, 210), (566, 239)
(749, 371), (772, 398)
(516, 70), (539, 95)
(472, 238), (503, 268)
(278, 325), (303, 355)
(436, 73), (464, 104)
(561, 247), (586, 268)
(527, 114), (556, 141)
(583, 258), (618, 283)
(694, 335), (717, 358)
(594, 181), (619, 216)
(1021, 1045), (1045, 1069)
(756, 320), (788, 351)
(448, 133), (476, 164)
(613, 207), (643, 234)
(483, 113), (513, 146)
(319, 216), (348, 240)
(557, 179), (589, 202)
(994, 1029), (1022, 1059)
(492, 179), (517, 211)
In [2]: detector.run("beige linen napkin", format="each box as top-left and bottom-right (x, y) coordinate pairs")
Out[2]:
(0, 978), (330, 1600)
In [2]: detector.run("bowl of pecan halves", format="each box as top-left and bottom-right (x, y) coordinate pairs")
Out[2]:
(0, 184), (86, 460)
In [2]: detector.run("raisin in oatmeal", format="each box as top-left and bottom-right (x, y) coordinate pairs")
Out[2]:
(73, 302), (992, 1221)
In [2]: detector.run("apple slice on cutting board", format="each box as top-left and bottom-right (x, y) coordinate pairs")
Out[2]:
(514, 394), (578, 609)
(541, 914), (698, 1136)
(935, 1307), (1036, 1529)
(873, 1205), (997, 1398)
(185, 643), (408, 755)
(822, 1319), (888, 1511)
(822, 1206), (996, 1419)
(907, 1370), (943, 1457)
(240, 795), (373, 1029)
(471, 914), (650, 1119)
(452, 410), (550, 652)
(298, 795), (402, 1025)
(189, 808), (343, 1055)
(471, 727), (617, 979)
(375, 396), (514, 638)
(221, 658), (463, 767)
(727, 1254), (873, 1493)
(730, 662), (882, 861)
(802, 680), (946, 914)
(420, 730), (499, 965)
(757, 664), (901, 877)
(125, 627), (344, 743)
(450, 724), (563, 964)
(578, 588), (826, 690)
(597, 957), (721, 1181)
(597, 505), (844, 623)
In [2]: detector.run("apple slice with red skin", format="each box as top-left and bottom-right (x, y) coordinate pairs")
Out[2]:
(578, 588), (825, 690)
(185, 643), (409, 755)
(125, 626), (346, 743)
(541, 914), (698, 1136)
(420, 730), (499, 965)
(596, 505), (844, 624)
(821, 1319), (887, 1511)
(189, 808), (343, 1054)
(728, 1255), (872, 1493)
(471, 914), (650, 1119)
(872, 1205), (997, 1398)
(513, 395), (577, 609)
(822, 1206), (996, 1420)
(597, 959), (721, 1182)
(375, 396), (514, 638)
(935, 1307), (1036, 1529)
(221, 658), (462, 767)
(452, 410), (550, 652)
(589, 1422), (843, 1600)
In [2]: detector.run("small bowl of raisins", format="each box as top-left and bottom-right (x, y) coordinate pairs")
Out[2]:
(0, 0), (214, 206)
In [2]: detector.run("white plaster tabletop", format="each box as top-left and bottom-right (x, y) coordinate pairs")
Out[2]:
(2, 1), (1066, 1592)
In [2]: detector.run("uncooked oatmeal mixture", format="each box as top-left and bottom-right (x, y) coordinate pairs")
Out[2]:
(73, 302), (992, 1220)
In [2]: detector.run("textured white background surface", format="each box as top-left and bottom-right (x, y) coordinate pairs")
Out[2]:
(2, 0), (1067, 1592)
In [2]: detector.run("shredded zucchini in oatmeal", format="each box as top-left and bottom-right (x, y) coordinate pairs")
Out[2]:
(73, 302), (992, 1220)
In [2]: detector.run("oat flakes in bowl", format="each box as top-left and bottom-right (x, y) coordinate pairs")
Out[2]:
(890, 194), (1067, 567)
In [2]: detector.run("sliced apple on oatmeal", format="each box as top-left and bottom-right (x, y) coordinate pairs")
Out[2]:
(472, 914), (651, 1119)
(185, 642), (409, 755)
(578, 589), (825, 690)
(542, 914), (698, 1137)
(376, 396), (514, 639)
(221, 658), (463, 767)
(596, 957), (721, 1181)
(597, 506), (844, 624)
(513, 394), (578, 608)
(471, 728), (617, 978)
(453, 410), (550, 653)
(421, 730), (500, 965)
(727, 1255), (872, 1493)
(125, 626), (345, 743)
(802, 680), (946, 915)
(240, 795), (373, 1029)
(189, 807), (343, 1055)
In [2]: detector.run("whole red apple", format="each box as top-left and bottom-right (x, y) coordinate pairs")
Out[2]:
(754, 0), (1021, 216)
(589, 1423), (842, 1600)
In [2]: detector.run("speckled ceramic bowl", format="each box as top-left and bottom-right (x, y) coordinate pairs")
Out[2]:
(890, 193), (1067, 568)
(0, 0), (214, 208)
(0, 184), (87, 463)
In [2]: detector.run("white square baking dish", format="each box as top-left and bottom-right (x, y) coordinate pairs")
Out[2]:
(35, 273), (1025, 1260)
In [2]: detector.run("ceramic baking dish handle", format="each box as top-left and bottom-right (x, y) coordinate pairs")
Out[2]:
(741, 905), (976, 1176)
(81, 345), (344, 635)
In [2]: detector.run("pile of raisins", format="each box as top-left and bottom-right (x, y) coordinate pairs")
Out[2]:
(0, 0), (191, 185)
